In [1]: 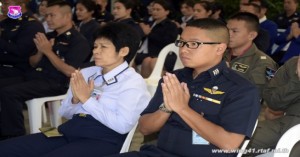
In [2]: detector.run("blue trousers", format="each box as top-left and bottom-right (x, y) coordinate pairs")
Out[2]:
(0, 114), (126, 157)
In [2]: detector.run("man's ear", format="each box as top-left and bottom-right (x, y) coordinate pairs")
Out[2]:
(249, 31), (258, 40)
(119, 47), (129, 57)
(216, 43), (227, 56)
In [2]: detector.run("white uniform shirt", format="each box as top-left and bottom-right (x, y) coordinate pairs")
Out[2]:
(59, 62), (151, 134)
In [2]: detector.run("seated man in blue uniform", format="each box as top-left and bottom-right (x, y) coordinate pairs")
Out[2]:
(108, 18), (261, 157)
(0, 1), (91, 139)
(0, 22), (151, 156)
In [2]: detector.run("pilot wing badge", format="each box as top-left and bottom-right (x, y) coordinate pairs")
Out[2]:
(203, 87), (224, 95)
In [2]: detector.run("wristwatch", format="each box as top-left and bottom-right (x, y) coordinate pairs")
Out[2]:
(159, 103), (172, 113)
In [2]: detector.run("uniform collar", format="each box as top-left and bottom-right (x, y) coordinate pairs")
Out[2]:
(48, 27), (75, 39)
(99, 62), (129, 85)
(259, 16), (267, 23)
(182, 61), (226, 80)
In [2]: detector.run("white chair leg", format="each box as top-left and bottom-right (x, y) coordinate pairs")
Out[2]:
(26, 99), (43, 134)
(48, 100), (62, 127)
(42, 104), (48, 123)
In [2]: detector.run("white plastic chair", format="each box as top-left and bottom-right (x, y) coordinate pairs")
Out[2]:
(25, 94), (67, 134)
(237, 119), (258, 157)
(272, 124), (300, 157)
(144, 43), (183, 96)
(119, 122), (138, 153)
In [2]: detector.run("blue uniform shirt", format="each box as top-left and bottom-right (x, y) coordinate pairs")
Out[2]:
(60, 61), (151, 134)
(141, 61), (261, 157)
(0, 12), (44, 70)
(25, 27), (91, 85)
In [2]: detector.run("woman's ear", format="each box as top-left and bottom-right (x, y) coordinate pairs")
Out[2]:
(119, 47), (129, 57)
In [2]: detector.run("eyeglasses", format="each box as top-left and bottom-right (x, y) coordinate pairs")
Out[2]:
(174, 40), (221, 49)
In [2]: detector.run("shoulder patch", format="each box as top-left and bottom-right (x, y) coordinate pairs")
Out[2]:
(231, 62), (249, 73)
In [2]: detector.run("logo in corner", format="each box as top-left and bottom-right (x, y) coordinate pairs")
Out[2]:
(7, 6), (22, 19)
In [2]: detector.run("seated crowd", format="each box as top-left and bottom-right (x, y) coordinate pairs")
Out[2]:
(0, 0), (299, 156)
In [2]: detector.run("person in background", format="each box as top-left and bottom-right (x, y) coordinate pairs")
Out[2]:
(173, 0), (195, 33)
(193, 0), (213, 20)
(246, 56), (300, 156)
(274, 0), (300, 29)
(210, 1), (226, 24)
(107, 18), (260, 157)
(75, 0), (100, 50)
(251, 0), (278, 55)
(272, 21), (300, 66)
(93, 0), (114, 25)
(112, 0), (144, 39)
(240, 2), (271, 53)
(224, 12), (277, 97)
(135, 0), (178, 78)
(0, 22), (151, 157)
(0, 0), (44, 79)
(34, 0), (53, 33)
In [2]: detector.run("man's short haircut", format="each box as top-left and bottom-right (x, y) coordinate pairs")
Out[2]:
(115, 0), (135, 10)
(186, 18), (229, 45)
(47, 0), (72, 12)
(95, 22), (141, 63)
(228, 12), (259, 33)
(251, 0), (269, 9)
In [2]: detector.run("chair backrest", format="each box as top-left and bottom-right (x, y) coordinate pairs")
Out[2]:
(119, 122), (138, 153)
(147, 43), (182, 81)
(273, 123), (300, 157)
(236, 119), (258, 157)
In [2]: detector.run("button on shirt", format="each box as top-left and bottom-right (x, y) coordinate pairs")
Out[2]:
(59, 62), (151, 134)
(142, 61), (260, 157)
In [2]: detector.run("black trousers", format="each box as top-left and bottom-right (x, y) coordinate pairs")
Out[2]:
(0, 66), (26, 79)
(0, 77), (67, 136)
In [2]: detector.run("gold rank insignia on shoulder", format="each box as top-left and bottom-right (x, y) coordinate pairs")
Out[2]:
(260, 56), (267, 59)
(79, 113), (87, 117)
(203, 87), (224, 95)
(28, 17), (36, 21)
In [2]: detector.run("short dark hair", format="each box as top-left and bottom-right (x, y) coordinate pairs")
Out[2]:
(228, 12), (259, 32)
(186, 18), (229, 44)
(47, 0), (72, 8)
(153, 0), (172, 11)
(181, 0), (195, 8)
(114, 0), (136, 10)
(95, 22), (141, 63)
(194, 1), (213, 12)
(76, 0), (98, 17)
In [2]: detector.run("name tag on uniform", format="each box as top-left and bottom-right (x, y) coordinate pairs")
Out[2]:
(192, 130), (209, 145)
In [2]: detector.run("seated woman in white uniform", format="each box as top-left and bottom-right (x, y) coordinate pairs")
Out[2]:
(0, 22), (151, 157)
